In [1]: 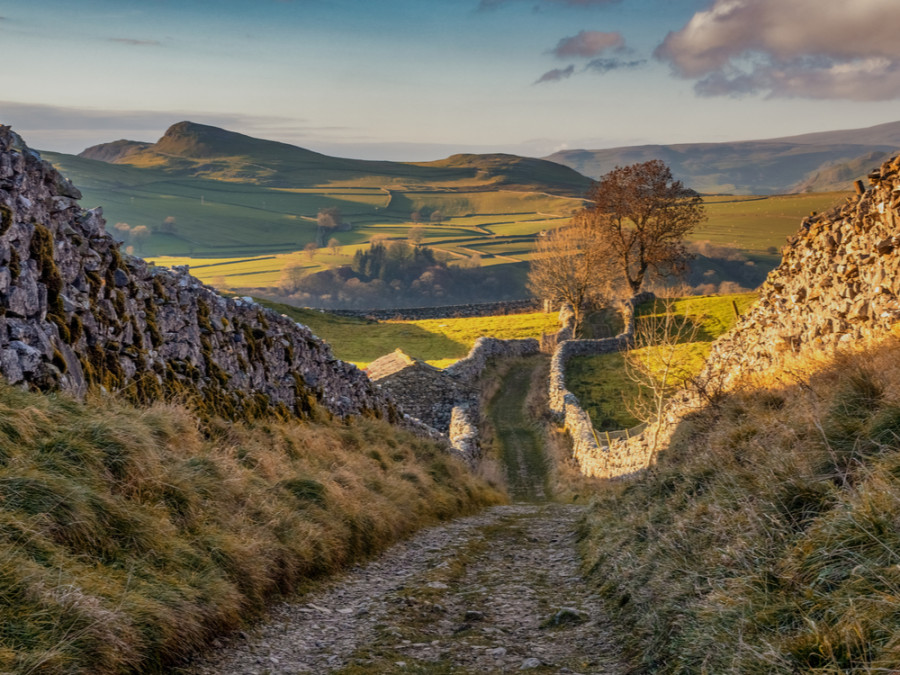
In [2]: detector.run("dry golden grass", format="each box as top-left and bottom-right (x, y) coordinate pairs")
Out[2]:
(0, 384), (502, 674)
(580, 336), (900, 673)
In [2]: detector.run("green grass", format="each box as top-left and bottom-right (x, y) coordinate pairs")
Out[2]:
(262, 301), (560, 368)
(566, 293), (757, 431)
(45, 146), (851, 299)
(580, 341), (900, 672)
(696, 192), (850, 254)
(0, 383), (502, 674)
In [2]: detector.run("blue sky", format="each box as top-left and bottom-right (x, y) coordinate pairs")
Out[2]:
(2, 0), (899, 159)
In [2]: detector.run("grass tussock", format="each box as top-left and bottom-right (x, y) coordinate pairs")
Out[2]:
(0, 384), (502, 674)
(580, 337), (900, 673)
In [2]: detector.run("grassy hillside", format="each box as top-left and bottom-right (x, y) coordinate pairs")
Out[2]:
(80, 121), (593, 195)
(546, 120), (900, 194)
(580, 339), (900, 672)
(0, 384), (501, 674)
(43, 122), (852, 303)
(566, 293), (757, 431)
(263, 301), (559, 368)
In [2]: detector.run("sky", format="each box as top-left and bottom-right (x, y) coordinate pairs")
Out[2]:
(2, 0), (900, 160)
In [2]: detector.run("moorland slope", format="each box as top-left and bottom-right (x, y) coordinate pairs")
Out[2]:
(80, 121), (593, 195)
(548, 119), (900, 194)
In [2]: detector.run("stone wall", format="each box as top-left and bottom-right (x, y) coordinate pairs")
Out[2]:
(326, 300), (540, 322)
(703, 157), (900, 383)
(367, 337), (541, 463)
(547, 292), (656, 479)
(0, 126), (398, 424)
(566, 153), (900, 480)
(367, 351), (473, 432)
(548, 292), (654, 416)
(445, 336), (540, 384)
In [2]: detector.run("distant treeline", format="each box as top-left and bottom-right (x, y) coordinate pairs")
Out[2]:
(273, 240), (530, 309)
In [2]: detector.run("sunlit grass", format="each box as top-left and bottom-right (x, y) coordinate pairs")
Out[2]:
(263, 301), (558, 368)
(581, 339), (900, 672)
(0, 383), (502, 674)
(566, 293), (757, 430)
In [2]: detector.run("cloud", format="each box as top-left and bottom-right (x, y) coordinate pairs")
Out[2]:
(551, 30), (623, 58)
(108, 37), (161, 47)
(655, 0), (900, 100)
(534, 65), (576, 84)
(585, 57), (645, 73)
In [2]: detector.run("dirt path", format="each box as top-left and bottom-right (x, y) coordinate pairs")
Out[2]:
(487, 360), (549, 502)
(185, 360), (624, 674)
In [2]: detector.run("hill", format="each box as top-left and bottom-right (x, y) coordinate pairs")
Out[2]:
(546, 119), (900, 195)
(80, 121), (593, 195)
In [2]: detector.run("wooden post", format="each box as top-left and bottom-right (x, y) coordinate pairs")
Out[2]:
(731, 299), (740, 318)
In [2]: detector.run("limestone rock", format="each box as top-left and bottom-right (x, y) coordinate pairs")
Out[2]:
(0, 124), (400, 425)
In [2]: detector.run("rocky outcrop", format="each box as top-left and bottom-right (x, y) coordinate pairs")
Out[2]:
(0, 126), (396, 423)
(705, 157), (900, 382)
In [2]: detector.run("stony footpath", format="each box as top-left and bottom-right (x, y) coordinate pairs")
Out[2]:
(185, 359), (624, 674)
(184, 503), (622, 675)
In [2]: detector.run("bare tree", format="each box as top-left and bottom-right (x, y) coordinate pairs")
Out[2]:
(328, 237), (341, 256)
(407, 225), (425, 246)
(304, 241), (318, 260)
(527, 213), (618, 335)
(624, 299), (700, 461)
(279, 264), (305, 294)
(430, 210), (444, 226)
(113, 222), (131, 242)
(582, 160), (705, 294)
(129, 225), (150, 254)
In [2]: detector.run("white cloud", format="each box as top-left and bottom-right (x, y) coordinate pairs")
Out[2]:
(655, 0), (900, 100)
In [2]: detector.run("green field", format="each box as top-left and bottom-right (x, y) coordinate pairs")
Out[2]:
(137, 191), (846, 292)
(697, 192), (849, 253)
(262, 301), (559, 369)
(45, 124), (851, 298)
(566, 293), (758, 431)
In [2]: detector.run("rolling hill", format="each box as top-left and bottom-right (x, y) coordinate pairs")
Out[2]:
(81, 121), (593, 195)
(546, 119), (900, 195)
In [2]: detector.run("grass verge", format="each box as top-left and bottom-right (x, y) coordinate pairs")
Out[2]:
(261, 300), (558, 368)
(566, 293), (757, 431)
(0, 383), (502, 674)
(580, 338), (900, 672)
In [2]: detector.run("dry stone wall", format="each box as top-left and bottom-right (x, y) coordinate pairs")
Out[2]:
(567, 153), (900, 480)
(444, 336), (540, 384)
(546, 292), (657, 479)
(704, 157), (900, 382)
(368, 337), (541, 463)
(0, 126), (397, 423)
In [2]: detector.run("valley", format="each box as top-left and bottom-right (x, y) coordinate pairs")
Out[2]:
(43, 122), (856, 306)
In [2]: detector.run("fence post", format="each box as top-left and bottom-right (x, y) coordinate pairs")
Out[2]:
(731, 299), (740, 318)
